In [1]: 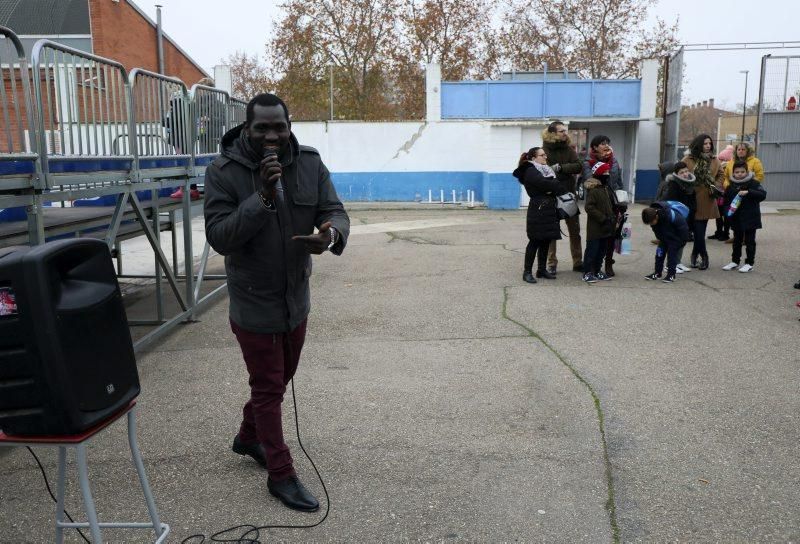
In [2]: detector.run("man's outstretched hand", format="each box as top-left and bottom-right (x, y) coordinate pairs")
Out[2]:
(293, 222), (332, 254)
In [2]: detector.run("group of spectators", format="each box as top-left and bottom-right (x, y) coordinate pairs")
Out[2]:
(512, 120), (626, 284)
(512, 124), (787, 288)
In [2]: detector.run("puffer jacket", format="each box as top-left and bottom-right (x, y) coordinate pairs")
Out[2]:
(663, 173), (697, 222)
(583, 178), (615, 240)
(513, 162), (565, 241)
(204, 125), (350, 333)
(683, 153), (725, 221)
(723, 153), (765, 188)
(724, 172), (767, 231)
(542, 129), (582, 193)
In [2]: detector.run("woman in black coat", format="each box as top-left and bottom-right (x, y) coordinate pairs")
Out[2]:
(513, 147), (565, 283)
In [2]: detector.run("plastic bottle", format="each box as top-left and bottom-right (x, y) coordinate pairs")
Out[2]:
(727, 194), (742, 217)
(620, 219), (632, 255)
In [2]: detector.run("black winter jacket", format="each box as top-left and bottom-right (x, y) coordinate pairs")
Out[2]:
(204, 125), (350, 333)
(724, 173), (766, 231)
(649, 201), (691, 246)
(663, 173), (697, 223)
(513, 162), (565, 241)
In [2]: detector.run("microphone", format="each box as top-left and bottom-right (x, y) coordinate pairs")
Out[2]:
(263, 145), (284, 203)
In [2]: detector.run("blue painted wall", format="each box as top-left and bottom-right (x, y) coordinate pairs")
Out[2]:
(441, 79), (641, 119)
(635, 169), (661, 201)
(331, 171), (484, 202)
(328, 171), (521, 209)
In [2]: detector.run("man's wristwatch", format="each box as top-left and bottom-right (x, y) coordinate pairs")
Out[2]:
(327, 227), (338, 251)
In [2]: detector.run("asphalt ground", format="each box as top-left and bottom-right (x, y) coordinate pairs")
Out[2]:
(1, 203), (798, 542)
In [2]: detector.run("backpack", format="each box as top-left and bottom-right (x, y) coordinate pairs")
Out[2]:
(663, 200), (690, 222)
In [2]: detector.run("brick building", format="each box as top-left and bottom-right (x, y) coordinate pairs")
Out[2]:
(0, 0), (208, 83)
(1, 0), (208, 152)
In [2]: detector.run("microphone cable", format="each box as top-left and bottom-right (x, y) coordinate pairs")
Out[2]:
(25, 376), (329, 543)
(180, 376), (330, 543)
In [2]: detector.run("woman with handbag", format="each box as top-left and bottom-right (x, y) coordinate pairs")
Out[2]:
(682, 134), (725, 269)
(513, 147), (566, 284)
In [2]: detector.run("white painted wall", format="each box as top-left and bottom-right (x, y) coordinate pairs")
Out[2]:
(291, 120), (548, 175)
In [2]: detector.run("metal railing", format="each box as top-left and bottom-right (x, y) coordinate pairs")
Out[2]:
(31, 40), (134, 188)
(0, 28), (250, 352)
(0, 25), (38, 190)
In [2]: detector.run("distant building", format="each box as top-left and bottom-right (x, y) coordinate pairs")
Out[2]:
(678, 98), (732, 149)
(0, 0), (208, 84)
(716, 114), (758, 151)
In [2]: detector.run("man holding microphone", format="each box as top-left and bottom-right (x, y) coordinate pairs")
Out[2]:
(203, 93), (349, 512)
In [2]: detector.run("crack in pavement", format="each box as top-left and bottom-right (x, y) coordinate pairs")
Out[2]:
(501, 286), (620, 543)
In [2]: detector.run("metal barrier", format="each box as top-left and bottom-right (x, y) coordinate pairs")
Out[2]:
(0, 25), (38, 191)
(129, 69), (191, 179)
(31, 40), (134, 188)
(756, 55), (800, 200)
(1, 28), (249, 352)
(189, 84), (231, 176)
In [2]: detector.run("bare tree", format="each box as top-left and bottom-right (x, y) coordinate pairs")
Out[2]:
(267, 0), (399, 120)
(224, 51), (271, 100)
(499, 0), (678, 79)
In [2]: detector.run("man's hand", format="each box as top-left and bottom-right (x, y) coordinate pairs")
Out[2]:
(293, 222), (332, 255)
(259, 151), (282, 197)
(738, 190), (748, 196)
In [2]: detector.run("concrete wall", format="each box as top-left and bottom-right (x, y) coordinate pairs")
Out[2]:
(291, 120), (548, 209)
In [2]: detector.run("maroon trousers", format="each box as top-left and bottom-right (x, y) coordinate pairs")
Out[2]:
(230, 318), (307, 481)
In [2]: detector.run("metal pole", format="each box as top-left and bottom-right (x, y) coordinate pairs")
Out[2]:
(740, 70), (749, 142)
(329, 64), (334, 120)
(156, 5), (165, 75)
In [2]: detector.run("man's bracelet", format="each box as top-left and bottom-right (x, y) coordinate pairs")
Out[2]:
(258, 191), (275, 211)
(328, 227), (337, 251)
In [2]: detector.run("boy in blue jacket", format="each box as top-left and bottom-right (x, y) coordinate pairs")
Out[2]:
(642, 202), (691, 283)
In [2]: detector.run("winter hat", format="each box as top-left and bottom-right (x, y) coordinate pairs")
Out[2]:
(591, 161), (611, 177)
(718, 144), (734, 162)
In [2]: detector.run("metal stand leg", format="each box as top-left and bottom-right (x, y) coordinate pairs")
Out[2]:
(127, 408), (167, 542)
(75, 444), (103, 543)
(54, 447), (67, 544)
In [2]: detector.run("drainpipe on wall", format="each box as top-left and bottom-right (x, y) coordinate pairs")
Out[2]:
(156, 4), (165, 75)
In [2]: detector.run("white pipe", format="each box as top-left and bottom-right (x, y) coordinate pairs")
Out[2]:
(428, 189), (432, 203)
(452, 189), (456, 203)
(440, 189), (444, 203)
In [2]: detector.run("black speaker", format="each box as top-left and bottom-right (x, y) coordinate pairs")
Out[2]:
(0, 239), (140, 435)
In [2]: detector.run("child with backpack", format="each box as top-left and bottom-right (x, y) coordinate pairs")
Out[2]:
(641, 201), (691, 283)
(663, 161), (697, 272)
(721, 161), (767, 272)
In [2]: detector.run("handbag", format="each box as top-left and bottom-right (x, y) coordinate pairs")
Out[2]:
(556, 192), (579, 219)
(614, 190), (630, 204)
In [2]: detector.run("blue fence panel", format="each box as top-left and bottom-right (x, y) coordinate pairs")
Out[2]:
(593, 81), (641, 117)
(442, 79), (641, 119)
(441, 83), (487, 118)
(545, 82), (593, 118)
(488, 83), (544, 118)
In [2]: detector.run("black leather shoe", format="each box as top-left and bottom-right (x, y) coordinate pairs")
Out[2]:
(794, 281), (800, 289)
(522, 271), (537, 284)
(698, 252), (709, 270)
(690, 252), (699, 268)
(268, 475), (320, 512)
(536, 269), (556, 279)
(232, 435), (267, 468)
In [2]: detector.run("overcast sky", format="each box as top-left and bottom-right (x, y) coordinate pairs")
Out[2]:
(142, 0), (798, 112)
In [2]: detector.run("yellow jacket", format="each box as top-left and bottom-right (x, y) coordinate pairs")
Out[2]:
(723, 155), (764, 188)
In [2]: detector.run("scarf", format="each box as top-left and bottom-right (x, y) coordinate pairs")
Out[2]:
(693, 153), (717, 196)
(589, 149), (614, 166)
(532, 161), (556, 178)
